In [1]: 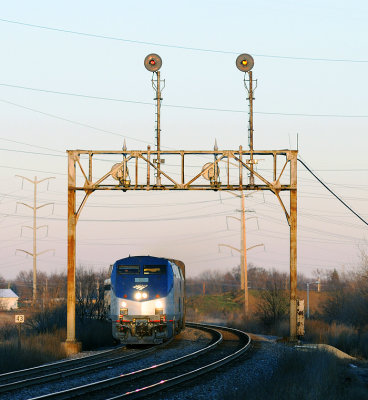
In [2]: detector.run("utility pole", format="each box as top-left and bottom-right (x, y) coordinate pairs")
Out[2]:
(225, 191), (252, 290)
(219, 243), (264, 317)
(241, 192), (247, 295)
(16, 176), (55, 304)
(224, 191), (260, 316)
(306, 280), (319, 318)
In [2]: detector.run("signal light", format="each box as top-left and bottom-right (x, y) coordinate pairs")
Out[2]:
(144, 53), (162, 72)
(236, 53), (254, 72)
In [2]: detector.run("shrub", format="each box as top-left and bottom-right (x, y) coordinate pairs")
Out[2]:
(26, 304), (67, 334)
(304, 319), (368, 359)
(76, 319), (114, 350)
(0, 322), (18, 341)
(0, 330), (66, 373)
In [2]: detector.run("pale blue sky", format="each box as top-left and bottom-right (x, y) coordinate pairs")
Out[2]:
(0, 1), (367, 280)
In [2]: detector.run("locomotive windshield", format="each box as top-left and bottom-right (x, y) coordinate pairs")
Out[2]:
(143, 265), (166, 274)
(118, 265), (140, 274)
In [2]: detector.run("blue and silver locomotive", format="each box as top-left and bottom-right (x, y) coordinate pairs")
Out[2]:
(105, 255), (185, 344)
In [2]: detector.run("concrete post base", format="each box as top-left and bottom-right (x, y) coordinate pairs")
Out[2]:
(62, 340), (82, 356)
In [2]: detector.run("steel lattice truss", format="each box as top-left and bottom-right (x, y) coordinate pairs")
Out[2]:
(68, 148), (297, 225)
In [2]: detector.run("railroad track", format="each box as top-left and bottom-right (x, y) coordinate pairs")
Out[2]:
(0, 338), (172, 393)
(26, 323), (251, 400)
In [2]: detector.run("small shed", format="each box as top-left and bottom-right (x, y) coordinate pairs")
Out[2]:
(0, 289), (19, 310)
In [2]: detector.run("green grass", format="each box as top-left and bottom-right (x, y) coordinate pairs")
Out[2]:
(186, 292), (242, 319)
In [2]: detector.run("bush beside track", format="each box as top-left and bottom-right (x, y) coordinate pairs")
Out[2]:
(0, 305), (114, 373)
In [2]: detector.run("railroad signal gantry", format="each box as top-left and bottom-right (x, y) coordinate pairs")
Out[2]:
(64, 53), (299, 354)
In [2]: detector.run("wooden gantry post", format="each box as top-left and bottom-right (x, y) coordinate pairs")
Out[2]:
(289, 151), (298, 340)
(64, 151), (81, 354)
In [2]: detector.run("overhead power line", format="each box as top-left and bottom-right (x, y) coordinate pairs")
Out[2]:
(1, 210), (236, 223)
(2, 84), (368, 118)
(0, 98), (153, 146)
(1, 18), (368, 63)
(297, 158), (368, 227)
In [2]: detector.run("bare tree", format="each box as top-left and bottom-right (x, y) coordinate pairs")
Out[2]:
(256, 270), (289, 328)
(76, 266), (107, 320)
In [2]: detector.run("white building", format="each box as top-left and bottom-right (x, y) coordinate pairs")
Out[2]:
(0, 289), (19, 310)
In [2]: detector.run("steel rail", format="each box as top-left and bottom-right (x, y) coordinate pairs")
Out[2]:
(0, 345), (125, 385)
(110, 323), (251, 399)
(0, 338), (174, 393)
(29, 323), (223, 400)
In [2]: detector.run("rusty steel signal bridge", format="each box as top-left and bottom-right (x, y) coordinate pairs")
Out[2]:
(65, 53), (299, 353)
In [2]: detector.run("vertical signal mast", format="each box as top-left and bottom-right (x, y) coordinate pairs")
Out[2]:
(144, 53), (164, 186)
(236, 54), (256, 185)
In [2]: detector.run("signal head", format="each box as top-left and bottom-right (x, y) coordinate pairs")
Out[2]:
(236, 53), (254, 72)
(144, 53), (162, 72)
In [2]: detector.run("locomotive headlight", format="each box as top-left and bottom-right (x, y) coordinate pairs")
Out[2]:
(121, 301), (127, 308)
(155, 300), (163, 309)
(142, 292), (148, 299)
(134, 292), (142, 300)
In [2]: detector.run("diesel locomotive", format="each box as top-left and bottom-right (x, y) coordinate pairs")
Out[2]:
(104, 255), (185, 344)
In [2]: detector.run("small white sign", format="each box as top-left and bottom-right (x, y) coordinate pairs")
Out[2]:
(15, 315), (25, 323)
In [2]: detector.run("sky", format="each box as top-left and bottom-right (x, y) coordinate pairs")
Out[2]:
(0, 0), (367, 281)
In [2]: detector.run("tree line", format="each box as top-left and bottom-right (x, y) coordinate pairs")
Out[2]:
(1, 267), (107, 320)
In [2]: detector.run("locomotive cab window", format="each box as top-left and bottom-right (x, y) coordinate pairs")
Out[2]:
(117, 265), (140, 274)
(143, 265), (166, 274)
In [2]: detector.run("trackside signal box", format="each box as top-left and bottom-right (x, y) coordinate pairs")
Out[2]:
(296, 299), (305, 337)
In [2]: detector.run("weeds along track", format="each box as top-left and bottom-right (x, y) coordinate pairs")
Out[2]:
(0, 339), (171, 393)
(25, 323), (251, 400)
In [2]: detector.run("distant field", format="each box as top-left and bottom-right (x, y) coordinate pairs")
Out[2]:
(186, 289), (329, 319)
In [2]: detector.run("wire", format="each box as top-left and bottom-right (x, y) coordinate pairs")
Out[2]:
(1, 18), (368, 63)
(0, 164), (66, 176)
(0, 147), (65, 157)
(0, 210), (236, 223)
(298, 158), (368, 227)
(0, 99), (153, 146)
(2, 84), (368, 118)
(0, 137), (63, 153)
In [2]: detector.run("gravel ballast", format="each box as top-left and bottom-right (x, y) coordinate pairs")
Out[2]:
(2, 327), (212, 400)
(157, 334), (288, 400)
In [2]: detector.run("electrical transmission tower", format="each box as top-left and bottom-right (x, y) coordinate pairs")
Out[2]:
(16, 176), (55, 304)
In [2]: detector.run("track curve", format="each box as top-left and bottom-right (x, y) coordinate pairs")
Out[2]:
(27, 323), (250, 400)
